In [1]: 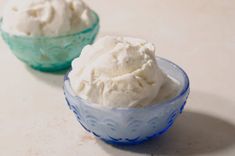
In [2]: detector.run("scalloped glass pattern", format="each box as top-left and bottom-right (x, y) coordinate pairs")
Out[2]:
(64, 57), (190, 145)
(0, 11), (99, 72)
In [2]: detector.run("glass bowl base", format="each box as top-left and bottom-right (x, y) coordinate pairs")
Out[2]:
(30, 62), (71, 72)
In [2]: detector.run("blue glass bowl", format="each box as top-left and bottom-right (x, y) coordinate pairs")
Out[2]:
(64, 57), (190, 145)
(0, 11), (99, 72)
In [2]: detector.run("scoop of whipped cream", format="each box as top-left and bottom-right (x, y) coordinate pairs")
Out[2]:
(69, 36), (166, 107)
(1, 0), (94, 36)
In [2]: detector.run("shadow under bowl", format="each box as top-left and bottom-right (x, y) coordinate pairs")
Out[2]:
(63, 57), (190, 145)
(0, 11), (99, 72)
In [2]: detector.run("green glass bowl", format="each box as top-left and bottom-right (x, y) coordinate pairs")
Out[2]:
(0, 11), (99, 72)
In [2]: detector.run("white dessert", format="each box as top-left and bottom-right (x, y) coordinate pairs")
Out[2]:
(69, 36), (180, 108)
(154, 76), (180, 103)
(2, 0), (94, 36)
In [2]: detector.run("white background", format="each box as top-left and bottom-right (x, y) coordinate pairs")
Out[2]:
(0, 0), (235, 155)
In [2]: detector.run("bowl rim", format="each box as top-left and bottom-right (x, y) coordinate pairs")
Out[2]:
(64, 57), (190, 111)
(0, 10), (99, 39)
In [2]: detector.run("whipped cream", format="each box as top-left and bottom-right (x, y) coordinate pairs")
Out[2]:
(69, 36), (168, 107)
(2, 0), (94, 36)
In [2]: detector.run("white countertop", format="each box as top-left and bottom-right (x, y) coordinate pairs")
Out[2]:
(0, 0), (235, 156)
